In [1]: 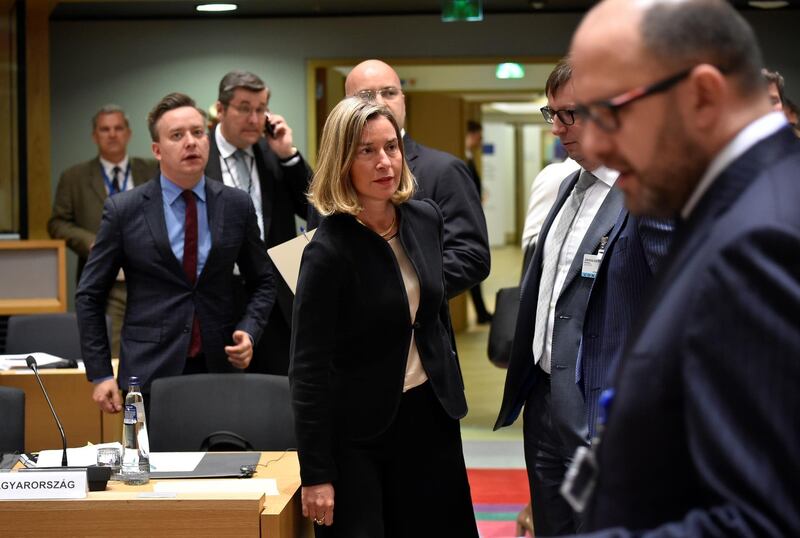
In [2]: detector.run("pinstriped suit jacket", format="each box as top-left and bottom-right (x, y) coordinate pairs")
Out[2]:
(578, 212), (673, 439)
(76, 177), (275, 391)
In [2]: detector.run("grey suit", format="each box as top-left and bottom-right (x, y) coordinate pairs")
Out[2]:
(495, 169), (624, 535)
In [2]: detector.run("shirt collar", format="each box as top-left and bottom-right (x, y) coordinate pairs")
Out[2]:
(160, 174), (206, 205)
(215, 124), (254, 160)
(681, 111), (787, 218)
(99, 155), (129, 175)
(586, 164), (619, 187)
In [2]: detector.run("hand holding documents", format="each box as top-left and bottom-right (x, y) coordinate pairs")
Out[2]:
(267, 228), (316, 294)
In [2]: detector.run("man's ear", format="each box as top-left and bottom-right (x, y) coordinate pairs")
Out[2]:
(685, 64), (726, 132)
(215, 101), (224, 119)
(151, 141), (161, 161)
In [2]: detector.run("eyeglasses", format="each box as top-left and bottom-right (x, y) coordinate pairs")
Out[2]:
(354, 87), (402, 102)
(540, 106), (576, 126)
(574, 67), (694, 133)
(229, 103), (268, 117)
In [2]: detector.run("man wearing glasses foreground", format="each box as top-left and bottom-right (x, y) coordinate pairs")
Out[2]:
(206, 70), (313, 375)
(343, 59), (490, 299)
(567, 0), (800, 535)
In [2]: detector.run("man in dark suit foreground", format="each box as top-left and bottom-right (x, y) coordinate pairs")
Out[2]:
(206, 70), (312, 375)
(568, 0), (800, 535)
(77, 92), (274, 414)
(49, 105), (158, 356)
(344, 59), (490, 298)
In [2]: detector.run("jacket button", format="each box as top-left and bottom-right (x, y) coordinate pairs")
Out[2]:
(412, 322), (421, 329)
(558, 314), (571, 320)
(183, 325), (190, 333)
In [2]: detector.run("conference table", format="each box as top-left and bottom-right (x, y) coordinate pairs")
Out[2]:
(0, 451), (313, 538)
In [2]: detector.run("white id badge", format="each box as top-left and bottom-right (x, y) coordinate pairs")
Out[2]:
(581, 253), (602, 278)
(560, 445), (598, 513)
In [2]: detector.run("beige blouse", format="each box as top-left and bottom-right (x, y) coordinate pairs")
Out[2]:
(388, 236), (429, 392)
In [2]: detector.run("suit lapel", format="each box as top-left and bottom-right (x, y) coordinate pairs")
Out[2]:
(89, 158), (107, 205)
(141, 179), (184, 277)
(559, 186), (625, 296)
(205, 132), (224, 182)
(403, 133), (421, 176)
(199, 178), (225, 284)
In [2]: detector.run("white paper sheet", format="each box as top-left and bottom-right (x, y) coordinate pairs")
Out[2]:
(0, 352), (70, 371)
(267, 228), (316, 294)
(36, 442), (123, 468)
(148, 452), (204, 473)
(152, 478), (279, 496)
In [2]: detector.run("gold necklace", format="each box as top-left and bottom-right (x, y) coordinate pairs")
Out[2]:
(356, 211), (396, 238)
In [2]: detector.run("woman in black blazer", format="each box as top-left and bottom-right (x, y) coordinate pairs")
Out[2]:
(290, 97), (478, 537)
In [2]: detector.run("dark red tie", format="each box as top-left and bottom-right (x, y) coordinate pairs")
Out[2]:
(182, 190), (202, 358)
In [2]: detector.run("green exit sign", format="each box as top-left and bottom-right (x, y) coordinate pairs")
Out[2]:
(441, 0), (483, 22)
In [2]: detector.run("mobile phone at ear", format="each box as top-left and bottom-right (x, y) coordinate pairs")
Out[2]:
(264, 113), (276, 138)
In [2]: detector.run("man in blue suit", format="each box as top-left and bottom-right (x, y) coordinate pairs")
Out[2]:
(568, 0), (800, 535)
(495, 60), (625, 536)
(77, 93), (274, 414)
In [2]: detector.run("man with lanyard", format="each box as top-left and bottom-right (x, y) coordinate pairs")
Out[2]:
(49, 104), (158, 356)
(205, 70), (312, 375)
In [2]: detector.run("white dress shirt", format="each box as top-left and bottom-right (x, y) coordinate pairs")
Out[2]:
(536, 165), (619, 373)
(215, 125), (266, 241)
(99, 155), (134, 194)
(521, 158), (581, 249)
(682, 112), (788, 219)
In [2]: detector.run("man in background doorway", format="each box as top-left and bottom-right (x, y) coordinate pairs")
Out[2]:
(464, 120), (492, 323)
(49, 105), (158, 357)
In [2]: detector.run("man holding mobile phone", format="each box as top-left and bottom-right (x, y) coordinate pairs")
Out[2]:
(206, 70), (313, 376)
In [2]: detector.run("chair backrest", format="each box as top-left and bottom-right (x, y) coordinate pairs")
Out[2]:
(5, 313), (111, 360)
(0, 386), (25, 453)
(148, 373), (296, 452)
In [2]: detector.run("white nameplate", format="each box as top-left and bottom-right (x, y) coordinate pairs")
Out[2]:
(0, 469), (87, 500)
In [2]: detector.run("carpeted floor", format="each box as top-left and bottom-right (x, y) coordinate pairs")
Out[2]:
(468, 468), (531, 538)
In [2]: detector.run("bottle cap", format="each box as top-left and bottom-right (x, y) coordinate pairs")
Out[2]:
(128, 376), (140, 388)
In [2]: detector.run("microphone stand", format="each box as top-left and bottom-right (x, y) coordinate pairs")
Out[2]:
(26, 355), (68, 466)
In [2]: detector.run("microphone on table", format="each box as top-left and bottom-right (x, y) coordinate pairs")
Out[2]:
(26, 355), (68, 466)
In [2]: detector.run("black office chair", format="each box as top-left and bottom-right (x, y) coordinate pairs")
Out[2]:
(5, 313), (111, 361)
(0, 386), (25, 453)
(148, 373), (296, 452)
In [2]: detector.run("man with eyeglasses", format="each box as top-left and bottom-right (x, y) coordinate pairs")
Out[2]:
(344, 59), (490, 299)
(565, 0), (800, 536)
(495, 58), (631, 536)
(206, 70), (313, 376)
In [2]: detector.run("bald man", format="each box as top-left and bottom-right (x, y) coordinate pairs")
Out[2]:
(344, 59), (490, 298)
(567, 0), (800, 535)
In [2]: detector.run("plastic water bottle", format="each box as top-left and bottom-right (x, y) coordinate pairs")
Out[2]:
(121, 376), (150, 485)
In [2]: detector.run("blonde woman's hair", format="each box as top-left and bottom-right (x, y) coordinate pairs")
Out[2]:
(309, 96), (415, 216)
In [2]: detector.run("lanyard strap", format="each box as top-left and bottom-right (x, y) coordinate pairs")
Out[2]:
(100, 162), (131, 195)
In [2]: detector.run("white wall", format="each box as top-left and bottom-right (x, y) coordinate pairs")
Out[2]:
(481, 122), (516, 247)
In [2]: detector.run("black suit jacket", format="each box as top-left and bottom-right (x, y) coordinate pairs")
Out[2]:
(289, 200), (467, 486)
(582, 126), (800, 537)
(206, 131), (312, 325)
(403, 134), (490, 297)
(76, 177), (275, 391)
